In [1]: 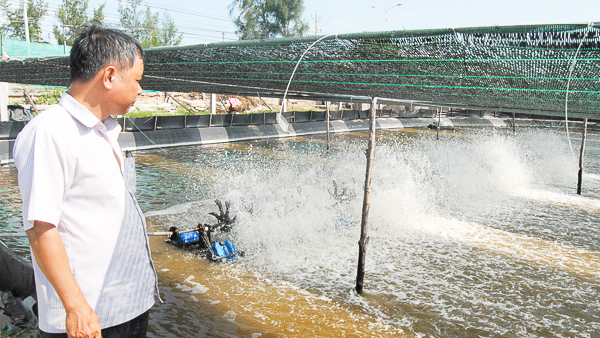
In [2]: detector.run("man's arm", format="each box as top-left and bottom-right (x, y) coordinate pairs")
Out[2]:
(27, 221), (102, 338)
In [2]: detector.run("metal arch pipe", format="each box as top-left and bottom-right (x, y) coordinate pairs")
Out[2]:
(278, 34), (339, 133)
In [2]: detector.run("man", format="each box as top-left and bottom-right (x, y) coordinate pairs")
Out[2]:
(14, 22), (159, 338)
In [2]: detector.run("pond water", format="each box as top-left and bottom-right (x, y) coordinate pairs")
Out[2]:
(1, 128), (599, 337)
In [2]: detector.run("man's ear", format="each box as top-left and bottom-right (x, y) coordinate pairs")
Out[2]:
(102, 66), (118, 89)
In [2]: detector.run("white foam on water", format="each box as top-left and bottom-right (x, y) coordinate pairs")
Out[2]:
(397, 214), (600, 278)
(584, 172), (600, 181)
(183, 275), (209, 294)
(223, 310), (237, 322)
(510, 187), (600, 212)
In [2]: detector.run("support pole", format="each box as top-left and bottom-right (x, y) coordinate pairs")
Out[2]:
(356, 96), (378, 295)
(577, 118), (588, 195)
(1, 35), (4, 59)
(62, 25), (66, 54)
(436, 108), (441, 140)
(281, 98), (287, 112)
(326, 101), (331, 151)
(210, 93), (217, 115)
(512, 112), (516, 133)
(23, 1), (29, 43)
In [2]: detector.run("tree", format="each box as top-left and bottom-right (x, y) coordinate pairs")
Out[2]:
(53, 0), (105, 46)
(53, 0), (87, 46)
(92, 2), (105, 23)
(159, 11), (181, 46)
(118, 0), (143, 41)
(229, 0), (308, 40)
(140, 6), (159, 47)
(0, 0), (48, 42)
(118, 0), (181, 47)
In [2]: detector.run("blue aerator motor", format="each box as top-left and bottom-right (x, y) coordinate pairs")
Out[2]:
(173, 229), (200, 246)
(209, 240), (237, 262)
(167, 200), (239, 262)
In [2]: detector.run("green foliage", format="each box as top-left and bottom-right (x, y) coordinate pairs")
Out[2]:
(160, 11), (182, 46)
(230, 0), (308, 40)
(52, 0), (105, 45)
(92, 2), (105, 23)
(118, 0), (181, 48)
(118, 0), (143, 41)
(36, 88), (65, 105)
(0, 0), (48, 42)
(140, 6), (159, 47)
(53, 0), (88, 46)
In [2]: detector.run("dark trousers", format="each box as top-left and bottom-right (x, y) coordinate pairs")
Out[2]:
(41, 310), (150, 338)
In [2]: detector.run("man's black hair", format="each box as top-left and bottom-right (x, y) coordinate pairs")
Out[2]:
(70, 21), (144, 83)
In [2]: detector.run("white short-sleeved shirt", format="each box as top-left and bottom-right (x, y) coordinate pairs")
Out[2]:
(13, 93), (159, 333)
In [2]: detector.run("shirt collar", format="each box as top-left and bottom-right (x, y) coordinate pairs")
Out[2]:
(103, 116), (121, 140)
(59, 92), (121, 139)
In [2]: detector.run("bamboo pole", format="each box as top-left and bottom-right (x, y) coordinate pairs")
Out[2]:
(326, 101), (331, 151)
(436, 108), (441, 140)
(577, 118), (588, 195)
(356, 96), (378, 295)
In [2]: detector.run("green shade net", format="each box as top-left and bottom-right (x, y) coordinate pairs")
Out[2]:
(1, 23), (599, 118)
(1, 36), (71, 58)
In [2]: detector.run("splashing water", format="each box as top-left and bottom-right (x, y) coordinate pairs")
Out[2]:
(139, 129), (600, 337)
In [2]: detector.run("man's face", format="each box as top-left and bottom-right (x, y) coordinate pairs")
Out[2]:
(110, 56), (144, 116)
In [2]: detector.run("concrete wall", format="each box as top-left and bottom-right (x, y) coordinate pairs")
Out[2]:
(1, 113), (588, 165)
(115, 116), (508, 152)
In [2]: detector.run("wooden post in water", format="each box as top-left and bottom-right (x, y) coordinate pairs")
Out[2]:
(326, 101), (331, 151)
(436, 108), (441, 140)
(356, 96), (378, 295)
(577, 118), (588, 195)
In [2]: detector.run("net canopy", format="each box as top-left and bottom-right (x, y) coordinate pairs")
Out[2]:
(1, 23), (600, 118)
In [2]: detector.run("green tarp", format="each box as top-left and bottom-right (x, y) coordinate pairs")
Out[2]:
(1, 36), (70, 58)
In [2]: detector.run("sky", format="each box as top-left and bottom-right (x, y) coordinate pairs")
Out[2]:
(4, 0), (600, 45)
